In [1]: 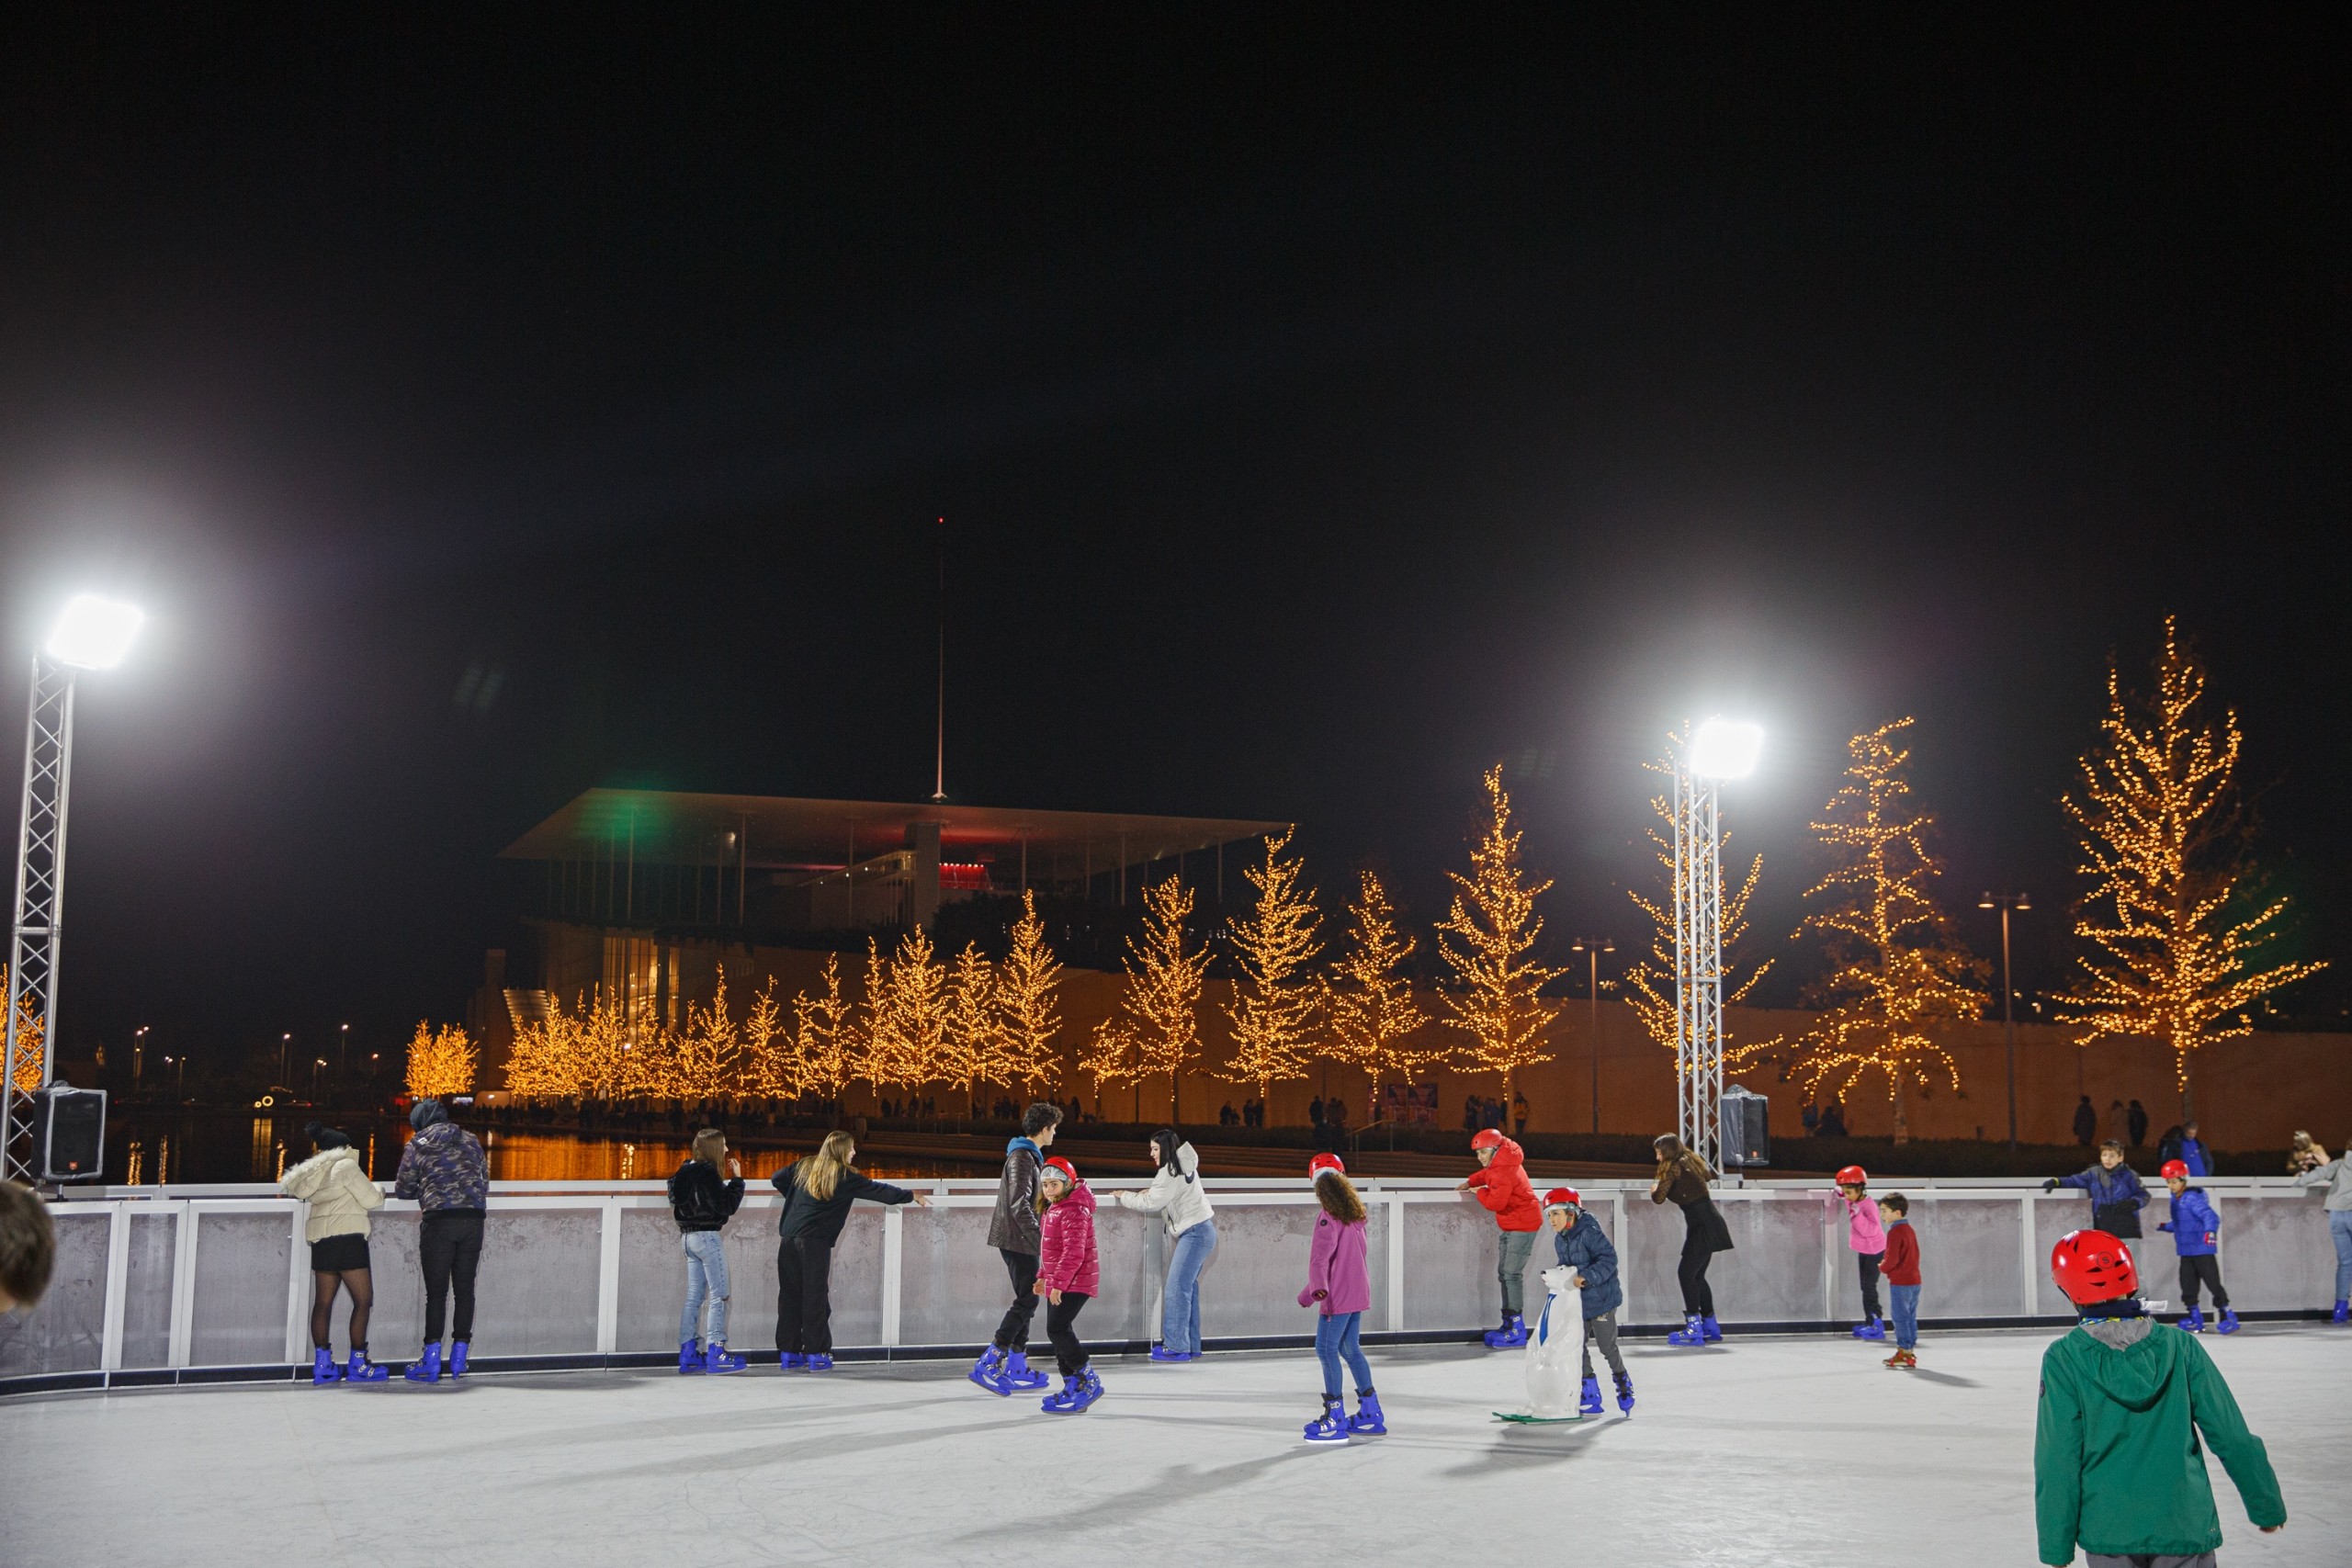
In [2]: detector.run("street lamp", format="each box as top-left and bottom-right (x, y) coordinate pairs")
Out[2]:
(338, 1022), (350, 1085)
(133, 1024), (148, 1090)
(312, 1057), (327, 1098)
(280, 1032), (291, 1087)
(1979, 893), (2032, 1152)
(2, 592), (145, 1182)
(1569, 938), (1615, 1135)
(1675, 717), (1762, 1174)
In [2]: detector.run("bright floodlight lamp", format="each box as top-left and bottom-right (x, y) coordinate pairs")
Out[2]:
(1689, 717), (1764, 779)
(43, 593), (146, 671)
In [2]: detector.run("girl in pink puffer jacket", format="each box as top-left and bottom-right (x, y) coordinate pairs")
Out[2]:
(1034, 1156), (1103, 1414)
(1299, 1154), (1383, 1442)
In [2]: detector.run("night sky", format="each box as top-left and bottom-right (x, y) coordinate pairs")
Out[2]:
(3, 10), (2345, 1068)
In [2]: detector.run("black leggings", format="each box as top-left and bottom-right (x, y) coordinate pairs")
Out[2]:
(2178, 1254), (2229, 1310)
(993, 1249), (1041, 1352)
(1858, 1251), (1884, 1320)
(776, 1236), (834, 1354)
(1678, 1235), (1716, 1317)
(311, 1269), (373, 1350)
(420, 1211), (484, 1343)
(1045, 1290), (1091, 1376)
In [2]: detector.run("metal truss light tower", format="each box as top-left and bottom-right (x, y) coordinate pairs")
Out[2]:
(3, 594), (143, 1182)
(1675, 717), (1761, 1176)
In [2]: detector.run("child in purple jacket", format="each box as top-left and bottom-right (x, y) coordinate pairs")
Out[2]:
(1299, 1154), (1383, 1442)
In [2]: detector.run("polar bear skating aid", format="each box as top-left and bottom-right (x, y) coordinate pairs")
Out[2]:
(1495, 1265), (1585, 1423)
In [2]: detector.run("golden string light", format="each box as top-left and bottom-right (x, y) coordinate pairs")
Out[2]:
(1218, 829), (1325, 1103)
(1435, 764), (1562, 1114)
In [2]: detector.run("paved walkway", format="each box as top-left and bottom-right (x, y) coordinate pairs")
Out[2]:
(6, 1327), (2341, 1566)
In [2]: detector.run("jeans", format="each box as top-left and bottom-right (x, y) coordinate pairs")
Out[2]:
(993, 1249), (1041, 1352)
(2331, 1210), (2352, 1302)
(1497, 1229), (1537, 1314)
(1857, 1250), (1884, 1320)
(2177, 1254), (2228, 1311)
(419, 1210), (483, 1344)
(1045, 1290), (1091, 1375)
(1890, 1283), (1920, 1349)
(775, 1235), (833, 1355)
(1159, 1220), (1216, 1354)
(679, 1230), (729, 1346)
(1315, 1310), (1374, 1396)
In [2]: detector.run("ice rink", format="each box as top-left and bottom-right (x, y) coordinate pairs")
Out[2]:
(6, 1326), (2342, 1568)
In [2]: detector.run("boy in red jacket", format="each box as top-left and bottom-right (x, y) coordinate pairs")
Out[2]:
(1879, 1193), (1922, 1369)
(1458, 1129), (1543, 1348)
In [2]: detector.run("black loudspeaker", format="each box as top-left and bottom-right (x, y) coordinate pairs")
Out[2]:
(1721, 1084), (1770, 1168)
(36, 1085), (106, 1181)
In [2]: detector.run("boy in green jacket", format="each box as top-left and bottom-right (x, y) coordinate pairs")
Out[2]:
(2035, 1230), (2286, 1567)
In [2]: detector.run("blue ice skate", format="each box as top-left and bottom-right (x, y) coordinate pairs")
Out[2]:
(803, 1353), (834, 1371)
(344, 1348), (389, 1383)
(2177, 1307), (2205, 1334)
(1041, 1368), (1103, 1414)
(1347, 1390), (1386, 1436)
(1851, 1315), (1886, 1341)
(1148, 1345), (1193, 1363)
(1578, 1375), (1604, 1416)
(1001, 1349), (1049, 1389)
(448, 1341), (469, 1379)
(705, 1341), (747, 1375)
(1303, 1393), (1349, 1442)
(1666, 1314), (1707, 1347)
(2217, 1308), (2241, 1335)
(679, 1338), (703, 1375)
(1701, 1314), (1722, 1342)
(311, 1347), (342, 1386)
(1481, 1312), (1527, 1349)
(1613, 1370), (1635, 1414)
(968, 1345), (1009, 1393)
(402, 1343), (441, 1383)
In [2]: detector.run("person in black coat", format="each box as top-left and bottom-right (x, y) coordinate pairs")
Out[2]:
(772, 1131), (926, 1370)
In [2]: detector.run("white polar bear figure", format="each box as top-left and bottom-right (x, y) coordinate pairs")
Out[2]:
(1517, 1264), (1587, 1420)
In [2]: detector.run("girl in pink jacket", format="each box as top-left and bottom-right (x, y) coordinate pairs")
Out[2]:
(1827, 1164), (1889, 1341)
(1300, 1154), (1383, 1442)
(1035, 1156), (1104, 1414)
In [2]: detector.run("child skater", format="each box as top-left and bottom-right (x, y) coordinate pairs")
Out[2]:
(1653, 1134), (1733, 1345)
(1299, 1154), (1382, 1441)
(1035, 1156), (1103, 1414)
(772, 1131), (926, 1371)
(668, 1128), (746, 1374)
(972, 1101), (1061, 1394)
(1457, 1127), (1542, 1348)
(1828, 1164), (1888, 1340)
(2035, 1230), (2285, 1566)
(2157, 1158), (2238, 1335)
(2044, 1140), (2150, 1238)
(1542, 1187), (1632, 1415)
(1878, 1193), (1920, 1369)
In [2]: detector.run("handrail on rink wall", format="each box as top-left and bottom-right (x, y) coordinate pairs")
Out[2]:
(2, 1175), (2336, 1396)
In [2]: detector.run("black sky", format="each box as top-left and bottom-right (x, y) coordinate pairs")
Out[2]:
(3, 9), (2346, 1065)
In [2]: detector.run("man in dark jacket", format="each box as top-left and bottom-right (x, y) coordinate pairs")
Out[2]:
(2047, 1141), (2151, 1237)
(393, 1098), (490, 1382)
(2073, 1095), (2098, 1147)
(1544, 1187), (1632, 1415)
(971, 1101), (1060, 1393)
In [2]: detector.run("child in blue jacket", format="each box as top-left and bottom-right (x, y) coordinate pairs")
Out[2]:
(2045, 1141), (2149, 1238)
(1543, 1188), (1633, 1416)
(2158, 1157), (2237, 1335)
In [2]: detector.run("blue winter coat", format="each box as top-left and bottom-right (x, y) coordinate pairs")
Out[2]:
(1550, 1210), (1623, 1320)
(2159, 1187), (2220, 1257)
(2056, 1163), (2150, 1237)
(2177, 1138), (2211, 1177)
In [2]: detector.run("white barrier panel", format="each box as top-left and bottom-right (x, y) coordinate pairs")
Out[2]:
(2, 1176), (2338, 1390)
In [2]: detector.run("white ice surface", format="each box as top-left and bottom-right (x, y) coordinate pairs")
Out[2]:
(5, 1327), (2344, 1568)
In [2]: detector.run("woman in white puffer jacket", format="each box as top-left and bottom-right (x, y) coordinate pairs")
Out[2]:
(1114, 1129), (1217, 1361)
(280, 1122), (388, 1383)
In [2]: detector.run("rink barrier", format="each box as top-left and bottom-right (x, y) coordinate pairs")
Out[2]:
(3, 1173), (2338, 1397)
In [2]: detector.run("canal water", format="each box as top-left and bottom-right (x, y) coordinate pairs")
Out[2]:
(98, 1110), (999, 1185)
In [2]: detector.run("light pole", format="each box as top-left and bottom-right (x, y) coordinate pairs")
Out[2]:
(312, 1057), (327, 1099)
(1569, 938), (1615, 1135)
(134, 1024), (148, 1092)
(338, 1022), (350, 1088)
(280, 1032), (291, 1089)
(1979, 893), (2031, 1152)
(1677, 718), (1762, 1174)
(2, 592), (144, 1183)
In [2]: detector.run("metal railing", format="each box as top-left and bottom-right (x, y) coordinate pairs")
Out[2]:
(3, 1175), (2337, 1395)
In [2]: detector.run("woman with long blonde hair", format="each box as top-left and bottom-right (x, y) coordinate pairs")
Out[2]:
(770, 1132), (928, 1370)
(1651, 1133), (1734, 1346)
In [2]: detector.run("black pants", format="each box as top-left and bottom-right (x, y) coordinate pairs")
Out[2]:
(776, 1235), (834, 1354)
(993, 1248), (1041, 1352)
(2178, 1254), (2229, 1310)
(1045, 1290), (1091, 1375)
(1678, 1235), (1716, 1317)
(1858, 1250), (1884, 1320)
(420, 1210), (484, 1344)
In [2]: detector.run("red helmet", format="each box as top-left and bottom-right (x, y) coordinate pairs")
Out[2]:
(1543, 1187), (1580, 1210)
(2159, 1159), (2190, 1180)
(1041, 1156), (1078, 1185)
(1834, 1165), (1868, 1187)
(1470, 1129), (1505, 1152)
(2051, 1229), (2139, 1307)
(1307, 1153), (1346, 1179)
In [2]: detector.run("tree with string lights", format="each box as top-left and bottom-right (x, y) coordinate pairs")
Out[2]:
(2057, 618), (2326, 1111)
(790, 953), (857, 1107)
(4, 973), (42, 1096)
(1789, 719), (1984, 1142)
(403, 1021), (478, 1099)
(942, 941), (1000, 1113)
(670, 965), (743, 1099)
(992, 890), (1066, 1097)
(1086, 875), (1210, 1122)
(1435, 764), (1563, 1118)
(1322, 868), (1438, 1100)
(862, 926), (949, 1096)
(1218, 829), (1324, 1107)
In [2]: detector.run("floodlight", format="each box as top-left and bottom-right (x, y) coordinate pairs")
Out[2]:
(1689, 717), (1763, 780)
(44, 594), (145, 670)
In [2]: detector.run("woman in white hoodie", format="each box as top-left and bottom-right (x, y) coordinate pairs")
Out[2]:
(280, 1123), (388, 1384)
(1114, 1129), (1216, 1361)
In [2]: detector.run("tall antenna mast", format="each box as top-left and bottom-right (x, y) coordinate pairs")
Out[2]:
(931, 515), (947, 803)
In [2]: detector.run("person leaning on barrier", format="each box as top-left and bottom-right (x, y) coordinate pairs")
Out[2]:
(0, 1179), (56, 1313)
(394, 1096), (490, 1384)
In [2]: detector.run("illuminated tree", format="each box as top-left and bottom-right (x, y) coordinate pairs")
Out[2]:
(861, 927), (948, 1093)
(2058, 619), (2326, 1105)
(1218, 829), (1325, 1104)
(1620, 731), (1779, 1067)
(1435, 765), (1562, 1113)
(790, 953), (857, 1104)
(403, 1021), (479, 1099)
(670, 965), (741, 1099)
(992, 890), (1067, 1096)
(503, 1003), (581, 1099)
(1789, 720), (1984, 1141)
(1091, 875), (1210, 1122)
(1323, 868), (1440, 1091)
(943, 942), (1000, 1112)
(741, 976), (790, 1098)
(4, 971), (44, 1096)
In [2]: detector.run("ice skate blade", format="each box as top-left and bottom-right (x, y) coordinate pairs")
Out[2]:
(1493, 1411), (1585, 1424)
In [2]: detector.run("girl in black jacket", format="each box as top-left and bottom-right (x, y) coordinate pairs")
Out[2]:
(772, 1132), (928, 1370)
(669, 1129), (747, 1374)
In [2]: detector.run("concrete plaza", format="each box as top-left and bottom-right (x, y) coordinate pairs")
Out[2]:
(5, 1326), (2341, 1567)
